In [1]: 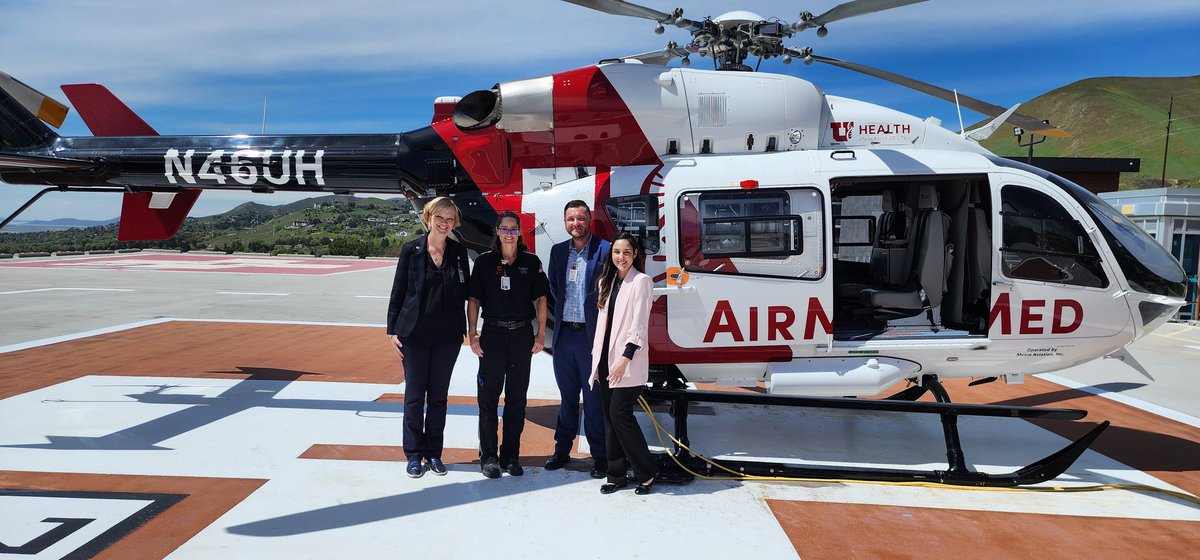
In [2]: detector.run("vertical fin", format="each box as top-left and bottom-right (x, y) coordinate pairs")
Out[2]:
(60, 84), (158, 136)
(60, 82), (198, 240)
(118, 191), (201, 241)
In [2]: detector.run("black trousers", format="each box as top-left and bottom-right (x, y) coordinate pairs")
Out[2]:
(400, 336), (461, 461)
(477, 324), (533, 463)
(599, 379), (658, 484)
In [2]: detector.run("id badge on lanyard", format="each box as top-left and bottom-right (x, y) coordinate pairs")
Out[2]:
(500, 275), (511, 291)
(568, 265), (579, 283)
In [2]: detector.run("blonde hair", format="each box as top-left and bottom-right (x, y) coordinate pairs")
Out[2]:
(421, 196), (461, 229)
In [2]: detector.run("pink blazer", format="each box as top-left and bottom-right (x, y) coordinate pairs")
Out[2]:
(589, 269), (653, 389)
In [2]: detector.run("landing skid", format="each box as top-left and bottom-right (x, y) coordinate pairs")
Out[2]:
(645, 376), (1109, 487)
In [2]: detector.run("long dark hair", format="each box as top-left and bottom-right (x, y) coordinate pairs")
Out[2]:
(489, 210), (527, 254)
(597, 233), (644, 310)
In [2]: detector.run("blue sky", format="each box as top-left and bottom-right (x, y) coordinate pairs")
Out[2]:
(2, 0), (1198, 221)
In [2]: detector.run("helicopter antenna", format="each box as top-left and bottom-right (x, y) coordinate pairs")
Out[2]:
(954, 89), (964, 134)
(261, 95), (268, 134)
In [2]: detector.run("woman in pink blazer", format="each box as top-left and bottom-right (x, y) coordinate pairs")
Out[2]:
(589, 233), (658, 495)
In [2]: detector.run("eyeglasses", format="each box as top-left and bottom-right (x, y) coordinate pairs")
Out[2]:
(498, 227), (520, 235)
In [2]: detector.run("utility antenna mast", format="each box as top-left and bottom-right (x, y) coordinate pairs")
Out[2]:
(1161, 96), (1173, 188)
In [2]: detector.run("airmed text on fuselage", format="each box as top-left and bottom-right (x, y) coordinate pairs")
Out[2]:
(703, 298), (833, 343)
(164, 148), (325, 186)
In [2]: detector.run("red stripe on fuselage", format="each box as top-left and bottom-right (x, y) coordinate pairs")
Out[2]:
(435, 66), (661, 236)
(552, 66), (659, 170)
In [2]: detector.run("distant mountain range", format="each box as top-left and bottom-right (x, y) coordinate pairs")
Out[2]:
(1, 194), (419, 257)
(978, 75), (1199, 188)
(7, 195), (388, 233)
(8, 217), (119, 232)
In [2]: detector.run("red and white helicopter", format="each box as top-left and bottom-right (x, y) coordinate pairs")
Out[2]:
(0, 0), (1188, 485)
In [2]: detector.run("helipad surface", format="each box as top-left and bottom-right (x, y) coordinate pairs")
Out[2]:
(1, 252), (1197, 559)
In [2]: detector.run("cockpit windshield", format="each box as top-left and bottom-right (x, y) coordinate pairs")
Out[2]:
(988, 157), (1187, 298)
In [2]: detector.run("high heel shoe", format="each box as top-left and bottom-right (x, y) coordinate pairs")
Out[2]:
(634, 478), (654, 495)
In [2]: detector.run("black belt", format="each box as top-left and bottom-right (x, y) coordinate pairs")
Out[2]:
(485, 319), (532, 330)
(560, 321), (586, 330)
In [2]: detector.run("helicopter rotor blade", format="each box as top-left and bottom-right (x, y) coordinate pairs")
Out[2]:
(793, 0), (928, 33)
(807, 53), (1070, 137)
(623, 47), (684, 65)
(562, 0), (701, 30)
(815, 0), (928, 26)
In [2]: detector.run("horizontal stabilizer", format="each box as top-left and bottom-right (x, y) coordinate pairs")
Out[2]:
(118, 190), (200, 241)
(61, 83), (158, 136)
(0, 71), (69, 128)
(964, 104), (1021, 141)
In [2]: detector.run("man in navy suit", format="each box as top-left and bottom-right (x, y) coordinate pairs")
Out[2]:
(545, 200), (610, 478)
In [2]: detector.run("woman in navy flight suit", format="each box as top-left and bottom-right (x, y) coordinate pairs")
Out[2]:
(467, 211), (549, 479)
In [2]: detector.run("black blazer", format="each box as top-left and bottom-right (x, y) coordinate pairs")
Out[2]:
(386, 234), (471, 337)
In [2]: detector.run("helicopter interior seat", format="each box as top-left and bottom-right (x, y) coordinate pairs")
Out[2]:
(859, 184), (954, 325)
(962, 189), (992, 331)
(836, 190), (912, 301)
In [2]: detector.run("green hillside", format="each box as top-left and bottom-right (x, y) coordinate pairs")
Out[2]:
(0, 195), (424, 257)
(978, 75), (1200, 189)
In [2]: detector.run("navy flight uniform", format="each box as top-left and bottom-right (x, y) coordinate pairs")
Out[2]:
(469, 250), (550, 467)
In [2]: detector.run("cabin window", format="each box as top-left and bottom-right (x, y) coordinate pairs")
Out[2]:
(604, 195), (660, 254)
(678, 187), (824, 279)
(1000, 185), (1107, 288)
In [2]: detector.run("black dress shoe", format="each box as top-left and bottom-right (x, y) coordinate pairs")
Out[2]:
(600, 481), (628, 494)
(406, 458), (424, 478)
(544, 454), (570, 471)
(481, 458), (501, 479)
(634, 478), (654, 495)
(504, 459), (524, 476)
(427, 457), (447, 476)
(589, 463), (607, 479)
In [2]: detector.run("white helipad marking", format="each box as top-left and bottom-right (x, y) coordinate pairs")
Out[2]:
(0, 318), (385, 355)
(0, 287), (135, 295)
(216, 292), (290, 296)
(354, 295), (389, 299)
(1185, 345), (1200, 352)
(0, 318), (174, 354)
(47, 257), (350, 270)
(172, 318), (382, 328)
(1039, 373), (1200, 428)
(0, 494), (157, 560)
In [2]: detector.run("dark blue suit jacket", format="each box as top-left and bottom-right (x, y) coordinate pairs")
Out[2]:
(548, 235), (610, 350)
(386, 234), (471, 338)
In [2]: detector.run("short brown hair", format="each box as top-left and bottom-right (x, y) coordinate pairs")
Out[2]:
(564, 200), (591, 216)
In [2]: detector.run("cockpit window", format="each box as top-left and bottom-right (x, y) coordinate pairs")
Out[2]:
(987, 156), (1187, 298)
(1080, 197), (1187, 297)
(1000, 185), (1106, 288)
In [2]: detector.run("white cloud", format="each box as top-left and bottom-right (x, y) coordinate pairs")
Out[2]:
(4, 1), (1197, 93)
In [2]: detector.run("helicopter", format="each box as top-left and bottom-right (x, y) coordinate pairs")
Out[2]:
(0, 0), (1189, 486)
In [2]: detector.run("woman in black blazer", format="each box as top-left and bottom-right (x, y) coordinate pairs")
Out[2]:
(386, 196), (471, 478)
